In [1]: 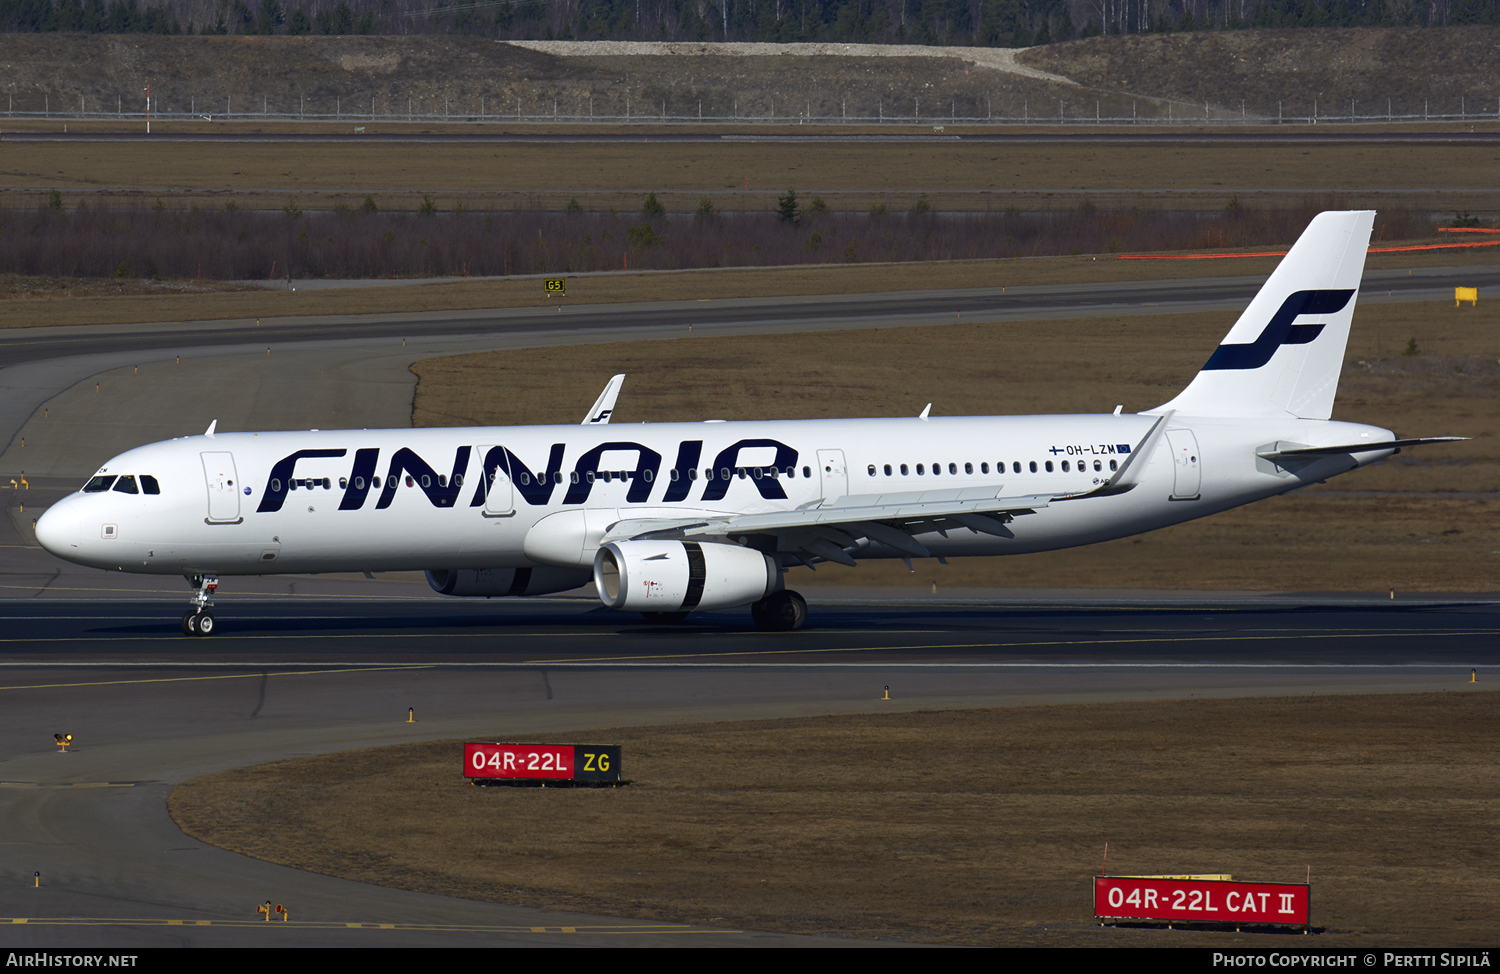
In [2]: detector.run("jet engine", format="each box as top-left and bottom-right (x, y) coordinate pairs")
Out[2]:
(594, 540), (777, 613)
(425, 567), (593, 597)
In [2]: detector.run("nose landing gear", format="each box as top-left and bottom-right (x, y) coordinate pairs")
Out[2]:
(181, 574), (219, 637)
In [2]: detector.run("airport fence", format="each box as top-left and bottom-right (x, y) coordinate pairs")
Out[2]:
(5, 92), (1500, 127)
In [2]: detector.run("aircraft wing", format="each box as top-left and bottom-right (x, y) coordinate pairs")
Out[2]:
(600, 487), (1052, 566)
(597, 411), (1173, 566)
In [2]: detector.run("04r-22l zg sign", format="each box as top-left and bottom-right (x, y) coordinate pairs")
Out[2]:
(464, 743), (621, 782)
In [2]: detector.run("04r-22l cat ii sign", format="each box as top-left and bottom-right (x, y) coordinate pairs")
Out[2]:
(35, 211), (1460, 636)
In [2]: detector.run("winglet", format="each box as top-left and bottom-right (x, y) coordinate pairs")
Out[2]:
(1057, 411), (1172, 500)
(582, 374), (626, 425)
(204, 420), (217, 438)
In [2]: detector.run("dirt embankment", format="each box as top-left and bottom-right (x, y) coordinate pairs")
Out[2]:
(0, 33), (1078, 121)
(1020, 27), (1500, 119)
(4, 27), (1498, 123)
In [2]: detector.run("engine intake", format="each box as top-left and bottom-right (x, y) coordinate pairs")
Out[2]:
(594, 540), (776, 613)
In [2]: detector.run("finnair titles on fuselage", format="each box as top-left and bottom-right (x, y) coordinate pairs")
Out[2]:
(34, 211), (1459, 634)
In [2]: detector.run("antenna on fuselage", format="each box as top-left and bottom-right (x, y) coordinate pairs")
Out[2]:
(204, 420), (218, 438)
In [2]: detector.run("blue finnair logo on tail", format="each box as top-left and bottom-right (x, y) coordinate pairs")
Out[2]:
(1201, 289), (1355, 371)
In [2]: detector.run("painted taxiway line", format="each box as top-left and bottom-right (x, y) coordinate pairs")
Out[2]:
(0, 665), (432, 691)
(3, 917), (730, 934)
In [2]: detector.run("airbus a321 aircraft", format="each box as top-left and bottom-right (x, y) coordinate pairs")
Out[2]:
(35, 210), (1459, 636)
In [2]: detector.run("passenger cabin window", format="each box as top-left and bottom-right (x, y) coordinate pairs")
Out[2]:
(112, 475), (138, 494)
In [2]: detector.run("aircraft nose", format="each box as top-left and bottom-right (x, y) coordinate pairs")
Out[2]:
(34, 499), (81, 557)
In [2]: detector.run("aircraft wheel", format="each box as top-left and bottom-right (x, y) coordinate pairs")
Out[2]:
(754, 590), (807, 632)
(180, 610), (197, 636)
(195, 611), (216, 636)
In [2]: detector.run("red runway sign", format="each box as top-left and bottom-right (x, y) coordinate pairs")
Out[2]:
(1094, 876), (1309, 925)
(464, 743), (621, 782)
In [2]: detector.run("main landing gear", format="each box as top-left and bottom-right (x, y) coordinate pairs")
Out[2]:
(750, 590), (808, 632)
(181, 574), (219, 637)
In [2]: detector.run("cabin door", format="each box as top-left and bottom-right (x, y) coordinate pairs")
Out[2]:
(817, 449), (848, 501)
(201, 452), (242, 523)
(1166, 430), (1202, 500)
(478, 445), (515, 517)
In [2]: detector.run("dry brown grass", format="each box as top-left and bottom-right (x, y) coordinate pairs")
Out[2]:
(169, 690), (1500, 946)
(6, 136), (1500, 215)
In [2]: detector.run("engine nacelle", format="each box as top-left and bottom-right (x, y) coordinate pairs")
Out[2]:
(594, 540), (777, 613)
(425, 567), (593, 598)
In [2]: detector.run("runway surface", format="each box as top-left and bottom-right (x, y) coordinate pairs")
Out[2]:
(4, 592), (1499, 669)
(1, 266), (1493, 946)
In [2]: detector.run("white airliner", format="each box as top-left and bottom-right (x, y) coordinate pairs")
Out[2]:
(34, 210), (1458, 636)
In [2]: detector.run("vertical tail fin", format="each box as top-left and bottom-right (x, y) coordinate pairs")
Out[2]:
(1154, 210), (1375, 420)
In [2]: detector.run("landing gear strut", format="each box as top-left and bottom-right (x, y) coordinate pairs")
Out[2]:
(751, 589), (807, 632)
(181, 574), (219, 637)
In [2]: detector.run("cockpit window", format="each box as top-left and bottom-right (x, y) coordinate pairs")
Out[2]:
(141, 475), (160, 495)
(83, 476), (115, 493)
(112, 475), (138, 494)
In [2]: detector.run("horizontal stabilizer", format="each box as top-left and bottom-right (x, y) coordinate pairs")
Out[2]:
(1258, 436), (1467, 461)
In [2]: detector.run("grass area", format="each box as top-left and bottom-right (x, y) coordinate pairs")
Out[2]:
(411, 297), (1499, 593)
(8, 138), (1500, 215)
(168, 689), (1500, 946)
